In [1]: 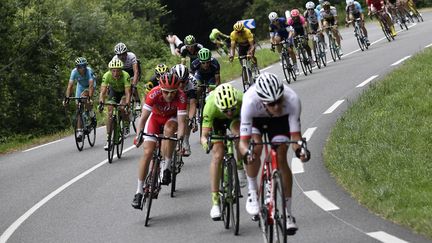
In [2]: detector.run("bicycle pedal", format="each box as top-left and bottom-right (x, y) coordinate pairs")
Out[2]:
(251, 215), (259, 221)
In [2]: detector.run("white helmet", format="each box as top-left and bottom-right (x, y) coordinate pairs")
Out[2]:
(306, 1), (315, 9)
(171, 64), (189, 81)
(268, 12), (278, 22)
(114, 42), (127, 55)
(255, 72), (284, 104)
(346, 0), (354, 5)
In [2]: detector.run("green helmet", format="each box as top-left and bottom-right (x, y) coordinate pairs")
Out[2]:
(215, 83), (238, 111)
(184, 35), (196, 45)
(108, 59), (124, 69)
(198, 48), (211, 62)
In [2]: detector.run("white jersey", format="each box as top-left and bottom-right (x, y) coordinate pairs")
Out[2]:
(240, 84), (301, 138)
(111, 52), (137, 70)
(320, 6), (338, 20)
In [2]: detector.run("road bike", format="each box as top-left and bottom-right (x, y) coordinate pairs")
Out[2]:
(310, 31), (327, 69)
(207, 132), (241, 235)
(294, 36), (313, 76)
(138, 132), (179, 226)
(66, 97), (97, 151)
(170, 138), (184, 198)
(347, 18), (369, 51)
(372, 9), (395, 42)
(406, 1), (424, 22)
(249, 126), (309, 243)
(215, 37), (231, 56)
(324, 26), (342, 62)
(129, 84), (141, 134)
(272, 41), (297, 84)
(196, 83), (216, 138)
(101, 102), (127, 163)
(237, 55), (260, 92)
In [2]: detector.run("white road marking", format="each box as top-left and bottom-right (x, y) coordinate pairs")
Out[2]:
(0, 145), (136, 243)
(304, 190), (340, 211)
(357, 75), (379, 88)
(23, 139), (64, 152)
(367, 231), (409, 243)
(303, 127), (317, 141)
(323, 100), (345, 114)
(391, 55), (411, 66)
(291, 158), (304, 174)
(425, 43), (432, 48)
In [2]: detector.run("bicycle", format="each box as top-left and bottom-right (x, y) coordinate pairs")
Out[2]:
(237, 55), (260, 92)
(206, 133), (241, 235)
(138, 132), (179, 226)
(129, 84), (141, 134)
(324, 26), (342, 61)
(406, 1), (423, 22)
(170, 138), (184, 198)
(215, 37), (231, 56)
(100, 102), (127, 163)
(310, 31), (327, 68)
(66, 97), (97, 151)
(271, 41), (297, 84)
(390, 4), (409, 30)
(249, 126), (309, 243)
(196, 83), (216, 138)
(347, 18), (369, 51)
(294, 36), (313, 76)
(371, 9), (395, 42)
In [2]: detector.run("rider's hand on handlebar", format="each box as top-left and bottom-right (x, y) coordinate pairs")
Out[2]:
(62, 97), (69, 106)
(295, 148), (311, 162)
(202, 141), (209, 152)
(229, 55), (234, 63)
(98, 101), (104, 113)
(189, 117), (198, 132)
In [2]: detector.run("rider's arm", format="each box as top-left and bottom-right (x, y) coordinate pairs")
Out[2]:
(137, 109), (151, 133)
(124, 86), (131, 105)
(177, 114), (187, 139)
(229, 31), (236, 57)
(65, 82), (73, 98)
(99, 85), (107, 103)
(132, 63), (139, 85)
(88, 79), (94, 98)
(188, 98), (197, 120)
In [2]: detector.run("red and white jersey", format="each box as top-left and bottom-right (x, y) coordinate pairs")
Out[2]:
(240, 84), (301, 139)
(143, 86), (187, 117)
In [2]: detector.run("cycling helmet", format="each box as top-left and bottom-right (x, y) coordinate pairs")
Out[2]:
(215, 84), (238, 111)
(75, 57), (87, 66)
(114, 42), (127, 55)
(184, 35), (196, 45)
(212, 28), (218, 32)
(154, 63), (169, 77)
(268, 12), (278, 22)
(323, 1), (331, 9)
(171, 64), (189, 81)
(255, 72), (284, 104)
(346, 0), (354, 5)
(159, 73), (181, 90)
(291, 9), (300, 17)
(306, 1), (315, 9)
(233, 21), (244, 31)
(108, 59), (124, 69)
(319, 0), (324, 4)
(198, 48), (212, 62)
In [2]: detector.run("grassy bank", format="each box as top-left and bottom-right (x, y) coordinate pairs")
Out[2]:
(324, 48), (432, 238)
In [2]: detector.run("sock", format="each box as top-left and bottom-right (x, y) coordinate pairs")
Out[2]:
(136, 179), (144, 194)
(162, 158), (171, 171)
(211, 192), (219, 205)
(285, 197), (292, 216)
(247, 176), (258, 192)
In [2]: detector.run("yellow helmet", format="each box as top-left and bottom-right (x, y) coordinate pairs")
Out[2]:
(233, 21), (244, 31)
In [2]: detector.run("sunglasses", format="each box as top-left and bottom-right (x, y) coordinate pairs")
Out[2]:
(222, 107), (236, 113)
(161, 89), (177, 94)
(307, 8), (314, 10)
(200, 61), (211, 64)
(265, 98), (283, 107)
(77, 64), (86, 69)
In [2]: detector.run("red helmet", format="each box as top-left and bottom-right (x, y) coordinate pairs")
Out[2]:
(290, 9), (300, 17)
(159, 73), (181, 90)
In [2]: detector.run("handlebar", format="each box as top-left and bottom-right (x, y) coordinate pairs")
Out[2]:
(246, 138), (310, 162)
(205, 134), (240, 154)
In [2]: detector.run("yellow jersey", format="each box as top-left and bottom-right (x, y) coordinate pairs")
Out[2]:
(230, 28), (254, 46)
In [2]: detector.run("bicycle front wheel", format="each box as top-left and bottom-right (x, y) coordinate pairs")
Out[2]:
(355, 27), (365, 51)
(281, 52), (291, 84)
(298, 49), (308, 76)
(87, 119), (96, 147)
(273, 171), (288, 242)
(329, 37), (337, 62)
(318, 41), (327, 66)
(241, 66), (252, 92)
(221, 161), (231, 229)
(170, 151), (181, 198)
(229, 158), (240, 235)
(313, 43), (322, 69)
(116, 119), (125, 159)
(145, 160), (160, 226)
(107, 120), (115, 163)
(260, 174), (273, 243)
(74, 113), (85, 151)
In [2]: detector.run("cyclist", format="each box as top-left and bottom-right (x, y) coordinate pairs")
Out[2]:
(239, 72), (310, 233)
(320, 1), (344, 55)
(144, 64), (169, 93)
(112, 43), (141, 111)
(180, 35), (204, 68)
(166, 33), (184, 56)
(315, 0), (325, 12)
(209, 28), (230, 55)
(268, 11), (300, 75)
(288, 9), (315, 66)
(200, 83), (247, 220)
(367, 0), (397, 37)
(229, 21), (258, 72)
(191, 48), (221, 87)
(171, 64), (198, 157)
(132, 73), (187, 209)
(304, 2), (326, 51)
(345, 0), (371, 46)
(98, 59), (131, 150)
(63, 57), (97, 141)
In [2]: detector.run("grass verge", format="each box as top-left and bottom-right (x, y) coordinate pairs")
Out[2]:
(324, 47), (432, 238)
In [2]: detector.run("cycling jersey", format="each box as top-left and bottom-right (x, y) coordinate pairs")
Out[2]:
(180, 44), (204, 59)
(304, 9), (321, 24)
(209, 29), (227, 42)
(181, 74), (198, 100)
(269, 17), (291, 39)
(69, 67), (96, 97)
(148, 75), (159, 88)
(101, 70), (131, 92)
(111, 52), (137, 72)
(366, 0), (384, 11)
(202, 89), (243, 128)
(287, 16), (307, 36)
(190, 58), (220, 84)
(320, 7), (338, 21)
(346, 1), (364, 15)
(143, 86), (187, 118)
(230, 28), (254, 46)
(240, 84), (301, 140)
(316, 4), (323, 12)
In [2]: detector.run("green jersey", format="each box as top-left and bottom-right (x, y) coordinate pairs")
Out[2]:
(101, 70), (131, 92)
(202, 89), (243, 128)
(209, 29), (227, 41)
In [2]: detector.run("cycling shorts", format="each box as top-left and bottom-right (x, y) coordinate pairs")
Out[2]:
(144, 113), (178, 142)
(251, 115), (291, 141)
(108, 87), (125, 104)
(211, 118), (240, 143)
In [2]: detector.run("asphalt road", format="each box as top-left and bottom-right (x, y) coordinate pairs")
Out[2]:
(1, 12), (432, 243)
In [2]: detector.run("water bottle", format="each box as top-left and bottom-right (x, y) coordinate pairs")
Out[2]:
(265, 182), (271, 205)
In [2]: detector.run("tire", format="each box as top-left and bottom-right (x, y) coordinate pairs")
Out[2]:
(273, 171), (287, 242)
(116, 119), (124, 159)
(230, 158), (240, 235)
(355, 27), (365, 51)
(281, 52), (291, 84)
(260, 174), (273, 243)
(170, 152), (180, 198)
(241, 65), (252, 92)
(145, 159), (160, 227)
(131, 106), (141, 134)
(306, 52), (313, 74)
(313, 43), (321, 69)
(107, 120), (115, 164)
(87, 118), (96, 147)
(221, 161), (231, 230)
(329, 37), (337, 62)
(298, 49), (308, 76)
(74, 112), (85, 151)
(318, 41), (327, 66)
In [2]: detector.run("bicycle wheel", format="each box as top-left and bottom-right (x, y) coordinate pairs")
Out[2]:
(145, 159), (160, 226)
(170, 151), (181, 198)
(318, 41), (327, 66)
(198, 99), (205, 138)
(107, 120), (115, 164)
(355, 27), (365, 51)
(221, 161), (231, 229)
(229, 157), (240, 235)
(87, 118), (96, 147)
(328, 37), (337, 62)
(380, 21), (392, 42)
(241, 65), (252, 92)
(281, 52), (291, 84)
(306, 53), (313, 74)
(116, 119), (124, 159)
(272, 171), (288, 241)
(313, 43), (321, 69)
(260, 174), (273, 243)
(298, 49), (308, 76)
(74, 112), (85, 151)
